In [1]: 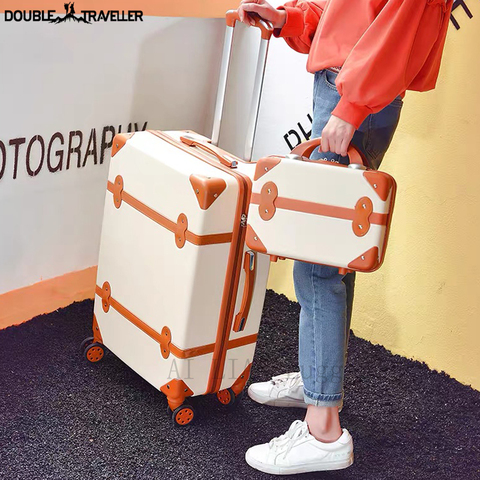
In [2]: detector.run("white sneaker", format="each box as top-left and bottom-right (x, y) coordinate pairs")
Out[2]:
(248, 372), (344, 411)
(248, 372), (307, 408)
(245, 420), (354, 475)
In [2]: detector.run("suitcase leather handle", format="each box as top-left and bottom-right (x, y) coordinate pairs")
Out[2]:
(226, 10), (273, 40)
(180, 136), (238, 168)
(233, 251), (256, 333)
(290, 137), (367, 166)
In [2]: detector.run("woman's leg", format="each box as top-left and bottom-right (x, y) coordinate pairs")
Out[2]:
(297, 68), (403, 441)
(295, 260), (346, 441)
(245, 69), (403, 474)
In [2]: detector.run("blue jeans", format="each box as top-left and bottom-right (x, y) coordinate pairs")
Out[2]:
(295, 69), (403, 406)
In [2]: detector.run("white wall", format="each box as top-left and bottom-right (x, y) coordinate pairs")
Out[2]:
(0, 17), (224, 294)
(0, 14), (313, 295)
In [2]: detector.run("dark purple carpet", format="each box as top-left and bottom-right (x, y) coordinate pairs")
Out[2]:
(0, 291), (479, 479)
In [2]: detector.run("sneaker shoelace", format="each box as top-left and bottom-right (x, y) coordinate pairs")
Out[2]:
(268, 420), (310, 459)
(270, 372), (302, 390)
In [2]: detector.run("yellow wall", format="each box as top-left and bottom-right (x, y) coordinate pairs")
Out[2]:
(268, 5), (480, 390)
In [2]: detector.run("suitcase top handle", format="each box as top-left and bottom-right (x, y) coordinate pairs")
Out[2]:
(180, 135), (238, 169)
(226, 10), (273, 40)
(290, 138), (367, 167)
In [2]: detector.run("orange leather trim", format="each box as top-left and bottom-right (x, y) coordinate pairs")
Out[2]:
(111, 133), (134, 157)
(92, 313), (103, 344)
(245, 225), (267, 253)
(254, 157), (282, 181)
(352, 197), (374, 237)
(160, 326), (172, 359)
(96, 284), (164, 346)
(0, 266), (96, 330)
(100, 281), (111, 313)
(227, 333), (258, 350)
(347, 246), (380, 272)
(95, 286), (257, 359)
(250, 193), (387, 226)
(160, 379), (194, 411)
(112, 175), (124, 209)
(225, 10), (273, 40)
(258, 181), (278, 221)
(171, 334), (259, 359)
(230, 363), (252, 396)
(148, 131), (252, 395)
(189, 226), (231, 246)
(170, 343), (215, 359)
(375, 176), (398, 271)
(189, 174), (227, 210)
(364, 171), (394, 201)
(106, 181), (232, 246)
(175, 213), (188, 249)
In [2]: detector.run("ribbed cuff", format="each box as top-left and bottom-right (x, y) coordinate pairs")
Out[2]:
(332, 96), (373, 130)
(273, 6), (304, 38)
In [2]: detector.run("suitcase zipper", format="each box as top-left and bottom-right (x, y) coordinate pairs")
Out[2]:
(149, 131), (251, 393)
(209, 173), (250, 393)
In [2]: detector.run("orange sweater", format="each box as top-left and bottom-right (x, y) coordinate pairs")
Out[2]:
(274, 0), (453, 129)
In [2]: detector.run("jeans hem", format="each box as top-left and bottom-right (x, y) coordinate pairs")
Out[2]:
(303, 387), (343, 407)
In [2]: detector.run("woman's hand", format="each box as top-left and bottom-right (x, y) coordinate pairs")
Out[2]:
(237, 0), (287, 29)
(320, 115), (356, 157)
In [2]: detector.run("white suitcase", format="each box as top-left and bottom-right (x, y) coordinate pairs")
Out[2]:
(82, 12), (273, 425)
(246, 138), (397, 274)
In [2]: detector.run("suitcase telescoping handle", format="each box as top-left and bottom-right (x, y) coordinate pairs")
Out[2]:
(180, 135), (238, 168)
(211, 10), (273, 162)
(290, 137), (368, 168)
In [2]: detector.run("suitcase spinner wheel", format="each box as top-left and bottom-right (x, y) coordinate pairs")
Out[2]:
(81, 314), (105, 362)
(216, 388), (236, 406)
(216, 387), (246, 406)
(170, 404), (195, 426)
(80, 336), (94, 353)
(82, 340), (105, 363)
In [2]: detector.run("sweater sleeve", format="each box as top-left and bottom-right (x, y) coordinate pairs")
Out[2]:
(273, 1), (327, 54)
(332, 0), (453, 129)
